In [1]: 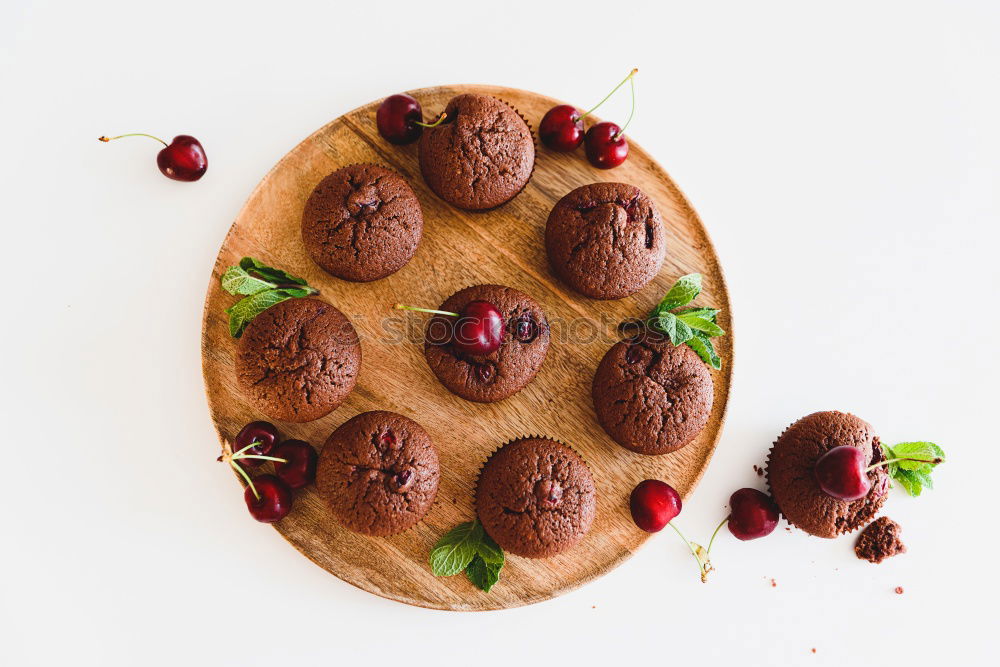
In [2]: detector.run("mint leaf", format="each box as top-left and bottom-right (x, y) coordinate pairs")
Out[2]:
(686, 331), (721, 370)
(655, 312), (695, 345)
(221, 265), (276, 296)
(475, 531), (504, 566)
(890, 442), (942, 472)
(675, 307), (719, 322)
(465, 554), (502, 592)
(429, 521), (482, 577)
(893, 468), (926, 496)
(226, 289), (292, 338)
(221, 258), (318, 337)
(650, 273), (702, 315)
(239, 257), (308, 286)
(676, 311), (725, 337)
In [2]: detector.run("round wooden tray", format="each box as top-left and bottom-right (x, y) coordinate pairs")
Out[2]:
(201, 84), (732, 611)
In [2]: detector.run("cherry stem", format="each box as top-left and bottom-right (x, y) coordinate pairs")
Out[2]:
(866, 456), (943, 472)
(613, 76), (637, 140)
(577, 67), (639, 123)
(394, 303), (459, 317)
(98, 133), (168, 147)
(705, 516), (729, 556)
(667, 522), (713, 582)
(415, 112), (448, 128)
(221, 441), (288, 501)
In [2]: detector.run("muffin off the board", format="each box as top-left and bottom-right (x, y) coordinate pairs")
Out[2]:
(766, 411), (889, 538)
(592, 330), (713, 455)
(316, 411), (439, 536)
(545, 183), (666, 300)
(234, 298), (361, 423)
(301, 163), (423, 282)
(424, 284), (550, 403)
(476, 437), (596, 558)
(418, 94), (534, 210)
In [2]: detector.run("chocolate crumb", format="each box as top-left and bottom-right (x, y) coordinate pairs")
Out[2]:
(753, 464), (763, 477)
(855, 517), (906, 564)
(811, 648), (816, 654)
(770, 578), (777, 588)
(894, 586), (904, 595)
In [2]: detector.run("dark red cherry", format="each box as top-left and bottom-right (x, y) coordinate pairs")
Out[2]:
(475, 361), (497, 384)
(629, 479), (682, 532)
(815, 446), (872, 501)
(452, 301), (505, 356)
(99, 133), (207, 181)
(585, 122), (629, 169)
(273, 440), (318, 490)
(727, 488), (779, 540)
(234, 421), (279, 468)
(244, 475), (293, 523)
(157, 136), (207, 181)
(513, 315), (539, 343)
(377, 94), (423, 145)
(539, 104), (584, 152)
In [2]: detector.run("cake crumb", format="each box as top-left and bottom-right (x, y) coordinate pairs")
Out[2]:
(770, 578), (777, 588)
(753, 464), (764, 477)
(855, 517), (906, 564)
(811, 648), (816, 654)
(894, 586), (904, 595)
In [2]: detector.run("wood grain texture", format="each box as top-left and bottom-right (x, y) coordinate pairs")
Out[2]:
(201, 85), (733, 611)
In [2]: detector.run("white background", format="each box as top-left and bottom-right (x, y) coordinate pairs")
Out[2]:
(2, 1), (997, 665)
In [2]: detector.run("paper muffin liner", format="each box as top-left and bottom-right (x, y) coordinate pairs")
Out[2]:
(764, 413), (886, 538)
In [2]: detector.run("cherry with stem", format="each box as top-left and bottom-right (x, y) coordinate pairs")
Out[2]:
(815, 445), (945, 501)
(539, 68), (638, 152)
(394, 301), (505, 356)
(219, 440), (287, 501)
(99, 133), (207, 181)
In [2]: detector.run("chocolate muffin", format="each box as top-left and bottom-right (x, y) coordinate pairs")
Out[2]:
(418, 94), (534, 210)
(766, 411), (889, 539)
(235, 298), (361, 423)
(423, 284), (550, 403)
(475, 437), (596, 558)
(855, 516), (906, 563)
(592, 330), (713, 455)
(545, 182), (666, 300)
(316, 411), (439, 536)
(301, 164), (422, 282)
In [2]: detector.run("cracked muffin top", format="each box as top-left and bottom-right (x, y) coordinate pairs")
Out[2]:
(301, 163), (423, 282)
(423, 284), (550, 403)
(476, 437), (596, 559)
(234, 298), (361, 423)
(592, 329), (713, 455)
(545, 182), (666, 300)
(316, 411), (439, 536)
(767, 411), (889, 539)
(418, 94), (534, 210)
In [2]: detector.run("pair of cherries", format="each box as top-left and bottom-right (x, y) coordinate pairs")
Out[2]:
(630, 480), (779, 541)
(223, 421), (318, 523)
(539, 68), (638, 169)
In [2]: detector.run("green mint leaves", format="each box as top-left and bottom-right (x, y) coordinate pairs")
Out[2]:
(429, 519), (505, 593)
(220, 257), (318, 337)
(648, 273), (726, 369)
(880, 441), (946, 497)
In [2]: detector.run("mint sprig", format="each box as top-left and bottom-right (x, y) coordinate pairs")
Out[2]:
(429, 519), (505, 593)
(220, 257), (319, 337)
(647, 273), (726, 369)
(879, 441), (946, 497)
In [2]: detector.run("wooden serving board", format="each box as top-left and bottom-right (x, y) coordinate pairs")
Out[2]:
(201, 85), (732, 611)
